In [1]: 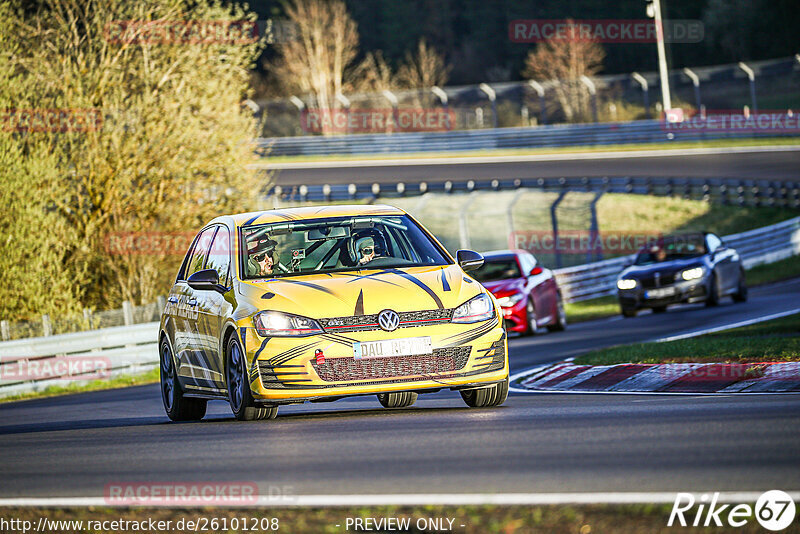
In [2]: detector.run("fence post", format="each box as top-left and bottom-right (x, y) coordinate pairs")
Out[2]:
(479, 84), (498, 129)
(1, 320), (9, 341)
(682, 68), (702, 111)
(42, 314), (52, 337)
(122, 301), (134, 326)
(550, 191), (568, 269)
(528, 80), (547, 125)
(589, 192), (604, 262)
(83, 308), (93, 330)
(505, 190), (526, 249)
(738, 62), (758, 114)
(631, 72), (650, 119)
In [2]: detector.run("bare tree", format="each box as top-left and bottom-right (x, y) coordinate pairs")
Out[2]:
(269, 0), (360, 134)
(396, 39), (450, 90)
(523, 25), (605, 123)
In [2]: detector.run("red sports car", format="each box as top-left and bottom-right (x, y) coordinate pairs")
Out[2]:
(471, 250), (566, 335)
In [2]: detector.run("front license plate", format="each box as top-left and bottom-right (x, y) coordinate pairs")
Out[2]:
(645, 287), (676, 299)
(353, 337), (432, 360)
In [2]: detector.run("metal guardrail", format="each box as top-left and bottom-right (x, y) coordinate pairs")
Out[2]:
(554, 216), (800, 302)
(0, 217), (797, 397)
(273, 176), (800, 208)
(0, 322), (159, 397)
(258, 119), (798, 157)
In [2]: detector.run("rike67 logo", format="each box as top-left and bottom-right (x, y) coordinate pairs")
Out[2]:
(669, 490), (796, 530)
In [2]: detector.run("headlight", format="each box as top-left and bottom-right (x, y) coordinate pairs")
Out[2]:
(496, 293), (525, 308)
(617, 278), (637, 290)
(253, 311), (323, 337)
(452, 294), (495, 323)
(681, 267), (705, 281)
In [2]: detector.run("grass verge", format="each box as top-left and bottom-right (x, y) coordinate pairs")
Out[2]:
(574, 312), (800, 365)
(0, 367), (159, 404)
(1, 504), (769, 533)
(261, 136), (800, 164)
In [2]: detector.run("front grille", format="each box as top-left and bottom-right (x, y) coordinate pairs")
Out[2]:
(640, 273), (676, 289)
(311, 346), (471, 382)
(318, 308), (454, 333)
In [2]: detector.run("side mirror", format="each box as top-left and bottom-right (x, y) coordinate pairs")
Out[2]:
(529, 266), (543, 276)
(456, 249), (484, 272)
(187, 268), (222, 292)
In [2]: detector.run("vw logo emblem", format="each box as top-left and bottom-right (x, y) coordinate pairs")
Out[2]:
(377, 309), (400, 332)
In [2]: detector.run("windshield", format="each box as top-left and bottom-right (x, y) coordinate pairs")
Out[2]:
(240, 215), (451, 278)
(471, 258), (522, 282)
(634, 234), (707, 265)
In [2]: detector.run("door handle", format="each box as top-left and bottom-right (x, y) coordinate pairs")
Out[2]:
(187, 298), (198, 307)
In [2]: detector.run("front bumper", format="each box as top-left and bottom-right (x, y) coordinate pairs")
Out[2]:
(242, 318), (508, 403)
(618, 279), (708, 309)
(501, 299), (527, 333)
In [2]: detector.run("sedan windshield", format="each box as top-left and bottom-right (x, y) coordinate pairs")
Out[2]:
(635, 234), (707, 265)
(470, 259), (522, 282)
(241, 215), (451, 278)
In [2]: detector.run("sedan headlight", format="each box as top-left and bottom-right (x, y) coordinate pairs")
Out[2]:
(254, 311), (324, 337)
(496, 292), (525, 308)
(617, 278), (637, 290)
(452, 294), (495, 323)
(681, 267), (705, 281)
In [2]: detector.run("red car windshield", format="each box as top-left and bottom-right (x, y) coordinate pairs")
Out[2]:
(471, 258), (522, 282)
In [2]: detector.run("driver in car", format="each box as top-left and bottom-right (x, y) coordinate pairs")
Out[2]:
(356, 236), (379, 265)
(247, 238), (277, 277)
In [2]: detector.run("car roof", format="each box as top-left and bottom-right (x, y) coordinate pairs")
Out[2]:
(221, 205), (407, 228)
(482, 249), (526, 260)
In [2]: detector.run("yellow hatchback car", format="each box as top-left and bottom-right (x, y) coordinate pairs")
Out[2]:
(159, 205), (508, 421)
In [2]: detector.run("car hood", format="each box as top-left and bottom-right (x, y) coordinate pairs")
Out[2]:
(622, 257), (705, 279)
(481, 278), (525, 296)
(238, 264), (482, 318)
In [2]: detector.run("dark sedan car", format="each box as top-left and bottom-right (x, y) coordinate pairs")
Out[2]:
(471, 250), (566, 335)
(616, 232), (747, 317)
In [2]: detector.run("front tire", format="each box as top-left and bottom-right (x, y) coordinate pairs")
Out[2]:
(733, 271), (748, 303)
(705, 273), (720, 307)
(547, 294), (567, 332)
(524, 298), (537, 336)
(460, 378), (509, 408)
(377, 391), (418, 408)
(160, 338), (206, 421)
(652, 306), (668, 314)
(226, 337), (278, 421)
(621, 305), (638, 318)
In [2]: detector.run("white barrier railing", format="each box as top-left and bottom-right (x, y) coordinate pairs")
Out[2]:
(0, 216), (798, 397)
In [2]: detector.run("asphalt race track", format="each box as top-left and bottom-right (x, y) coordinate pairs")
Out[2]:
(269, 146), (800, 186)
(1, 279), (799, 499)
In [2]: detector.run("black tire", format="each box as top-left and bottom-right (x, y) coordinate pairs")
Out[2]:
(377, 391), (418, 408)
(705, 273), (720, 307)
(460, 378), (509, 408)
(547, 293), (567, 332)
(160, 338), (206, 421)
(733, 271), (748, 303)
(524, 298), (537, 336)
(621, 306), (638, 318)
(652, 306), (668, 313)
(226, 336), (278, 421)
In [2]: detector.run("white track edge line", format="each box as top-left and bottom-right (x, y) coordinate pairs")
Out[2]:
(3, 492), (799, 507)
(653, 307), (800, 343)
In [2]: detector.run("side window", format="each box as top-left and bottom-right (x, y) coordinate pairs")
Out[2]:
(518, 253), (534, 275)
(207, 227), (232, 287)
(706, 233), (722, 254)
(184, 226), (217, 279)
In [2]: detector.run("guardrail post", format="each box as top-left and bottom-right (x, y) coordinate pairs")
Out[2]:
(527, 80), (547, 125)
(1, 320), (9, 341)
(122, 301), (134, 326)
(458, 193), (480, 250)
(506, 190), (526, 248)
(589, 192), (604, 262)
(42, 314), (52, 337)
(550, 191), (568, 268)
(738, 62), (758, 114)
